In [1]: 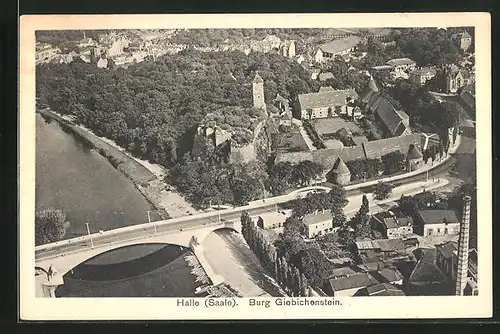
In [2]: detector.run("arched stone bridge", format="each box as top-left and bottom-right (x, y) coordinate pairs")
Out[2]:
(36, 219), (241, 285)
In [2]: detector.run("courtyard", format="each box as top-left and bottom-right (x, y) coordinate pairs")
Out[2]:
(312, 117), (363, 137)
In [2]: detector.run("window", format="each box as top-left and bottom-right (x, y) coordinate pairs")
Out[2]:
(428, 229), (433, 236)
(444, 228), (448, 235)
(437, 228), (441, 234)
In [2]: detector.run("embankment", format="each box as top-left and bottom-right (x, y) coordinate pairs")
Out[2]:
(38, 108), (170, 219)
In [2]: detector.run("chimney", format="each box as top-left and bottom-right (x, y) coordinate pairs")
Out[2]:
(455, 195), (472, 296)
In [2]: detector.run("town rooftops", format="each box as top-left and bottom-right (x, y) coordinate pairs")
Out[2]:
(435, 241), (458, 259)
(407, 144), (423, 159)
(417, 210), (459, 225)
(382, 216), (413, 229)
(318, 72), (334, 81)
(371, 65), (394, 71)
(298, 89), (358, 111)
(387, 58), (416, 67)
(319, 86), (335, 92)
(375, 99), (410, 136)
(318, 36), (362, 55)
(326, 272), (378, 292)
(408, 248), (447, 285)
(327, 266), (358, 279)
(355, 238), (406, 252)
(412, 67), (437, 77)
(303, 211), (332, 226)
(377, 267), (404, 283)
(364, 283), (405, 296)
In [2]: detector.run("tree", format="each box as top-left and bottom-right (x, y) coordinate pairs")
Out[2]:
(373, 181), (394, 200)
(294, 160), (324, 186)
(350, 195), (372, 240)
(382, 151), (406, 175)
(35, 208), (70, 245)
(295, 246), (333, 287)
(329, 184), (348, 227)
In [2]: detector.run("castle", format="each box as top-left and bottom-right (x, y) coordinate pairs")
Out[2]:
(192, 72), (270, 164)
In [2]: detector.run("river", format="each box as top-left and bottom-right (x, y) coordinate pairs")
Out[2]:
(36, 114), (199, 297)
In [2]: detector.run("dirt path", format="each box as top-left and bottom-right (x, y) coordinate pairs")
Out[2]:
(203, 230), (286, 297)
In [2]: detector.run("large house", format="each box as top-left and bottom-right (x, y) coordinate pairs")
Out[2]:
(386, 58), (416, 73)
(354, 238), (408, 264)
(371, 211), (414, 239)
(322, 272), (378, 296)
(435, 242), (478, 295)
(359, 77), (411, 137)
(314, 36), (362, 63)
(414, 209), (460, 237)
(298, 88), (358, 120)
(303, 211), (334, 238)
(409, 67), (437, 86)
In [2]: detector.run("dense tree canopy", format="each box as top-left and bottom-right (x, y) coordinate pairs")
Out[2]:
(35, 208), (70, 245)
(37, 50), (317, 168)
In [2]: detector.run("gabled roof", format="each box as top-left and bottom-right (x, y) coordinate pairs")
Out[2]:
(327, 266), (357, 279)
(409, 248), (447, 284)
(303, 211), (333, 226)
(417, 210), (459, 225)
(387, 58), (416, 67)
(327, 272), (378, 292)
(363, 133), (421, 160)
(407, 144), (423, 159)
(412, 67), (437, 77)
(435, 241), (458, 259)
(365, 283), (405, 296)
(377, 267), (404, 283)
(318, 36), (362, 55)
(375, 99), (409, 136)
(298, 89), (353, 110)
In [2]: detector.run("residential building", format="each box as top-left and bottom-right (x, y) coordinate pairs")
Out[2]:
(386, 58), (416, 72)
(407, 248), (449, 295)
(299, 88), (358, 120)
(414, 209), (460, 237)
(314, 36), (362, 63)
(359, 76), (411, 137)
(323, 272), (378, 296)
(410, 67), (437, 86)
(36, 44), (60, 63)
(445, 64), (471, 93)
(303, 211), (333, 238)
(371, 211), (414, 239)
(452, 30), (472, 52)
(354, 283), (405, 296)
(354, 238), (408, 264)
(326, 266), (358, 280)
(256, 211), (289, 229)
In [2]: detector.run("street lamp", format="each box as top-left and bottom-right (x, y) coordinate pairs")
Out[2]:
(148, 210), (156, 234)
(85, 222), (94, 249)
(217, 205), (221, 223)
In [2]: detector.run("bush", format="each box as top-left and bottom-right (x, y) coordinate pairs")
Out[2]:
(373, 181), (394, 200)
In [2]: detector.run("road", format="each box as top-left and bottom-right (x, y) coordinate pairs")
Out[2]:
(36, 126), (476, 264)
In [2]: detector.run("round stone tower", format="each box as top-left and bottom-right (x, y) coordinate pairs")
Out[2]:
(329, 156), (351, 186)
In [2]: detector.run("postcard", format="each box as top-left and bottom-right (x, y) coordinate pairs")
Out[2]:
(19, 12), (492, 320)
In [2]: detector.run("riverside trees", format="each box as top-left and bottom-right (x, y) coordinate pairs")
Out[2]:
(35, 208), (70, 245)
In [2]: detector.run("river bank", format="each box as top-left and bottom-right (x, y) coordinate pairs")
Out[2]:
(39, 108), (172, 220)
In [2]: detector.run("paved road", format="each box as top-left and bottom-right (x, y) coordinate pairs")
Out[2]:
(35, 205), (281, 262)
(36, 130), (476, 263)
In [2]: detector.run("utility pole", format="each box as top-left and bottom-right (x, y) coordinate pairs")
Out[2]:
(218, 205), (221, 223)
(85, 222), (94, 249)
(148, 210), (156, 234)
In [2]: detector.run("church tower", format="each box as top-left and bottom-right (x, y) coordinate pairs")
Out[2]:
(252, 71), (266, 112)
